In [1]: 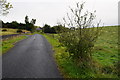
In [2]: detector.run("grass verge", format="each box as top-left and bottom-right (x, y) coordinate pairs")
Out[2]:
(0, 35), (27, 55)
(42, 26), (119, 78)
(42, 34), (95, 78)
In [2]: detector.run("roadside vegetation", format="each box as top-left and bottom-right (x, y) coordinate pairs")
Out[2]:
(1, 1), (119, 78)
(41, 2), (119, 78)
(0, 35), (27, 55)
(43, 26), (118, 78)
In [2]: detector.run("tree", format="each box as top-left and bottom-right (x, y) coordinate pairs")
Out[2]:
(30, 19), (36, 25)
(30, 19), (36, 32)
(59, 2), (102, 65)
(25, 15), (29, 24)
(42, 24), (51, 33)
(50, 27), (56, 33)
(24, 15), (30, 31)
(11, 21), (19, 29)
(19, 23), (26, 29)
(24, 15), (37, 32)
(53, 25), (69, 33)
(2, 21), (27, 30)
(0, 0), (13, 15)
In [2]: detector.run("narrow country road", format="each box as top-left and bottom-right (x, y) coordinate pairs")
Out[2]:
(2, 34), (62, 78)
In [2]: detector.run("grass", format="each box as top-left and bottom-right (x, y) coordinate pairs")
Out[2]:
(92, 26), (118, 78)
(93, 26), (118, 66)
(0, 28), (30, 36)
(42, 26), (119, 78)
(41, 33), (71, 77)
(0, 35), (27, 55)
(42, 34), (96, 78)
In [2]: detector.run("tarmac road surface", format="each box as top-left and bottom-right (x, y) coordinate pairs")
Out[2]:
(2, 34), (62, 78)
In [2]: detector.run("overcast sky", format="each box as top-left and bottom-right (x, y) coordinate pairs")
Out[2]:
(0, 0), (119, 27)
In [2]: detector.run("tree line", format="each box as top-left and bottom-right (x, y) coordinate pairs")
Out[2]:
(2, 15), (37, 32)
(42, 24), (69, 34)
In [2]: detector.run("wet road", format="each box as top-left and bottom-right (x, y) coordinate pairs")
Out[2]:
(2, 34), (62, 78)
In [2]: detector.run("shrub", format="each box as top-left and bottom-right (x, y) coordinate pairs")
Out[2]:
(17, 29), (23, 33)
(58, 2), (102, 65)
(42, 24), (51, 33)
(2, 29), (7, 32)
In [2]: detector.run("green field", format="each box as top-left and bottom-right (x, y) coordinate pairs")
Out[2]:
(93, 26), (118, 66)
(42, 26), (119, 78)
(92, 26), (118, 78)
(0, 28), (30, 36)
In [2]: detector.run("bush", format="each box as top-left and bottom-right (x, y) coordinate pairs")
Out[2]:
(17, 29), (23, 33)
(2, 29), (7, 32)
(42, 24), (51, 33)
(58, 2), (102, 65)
